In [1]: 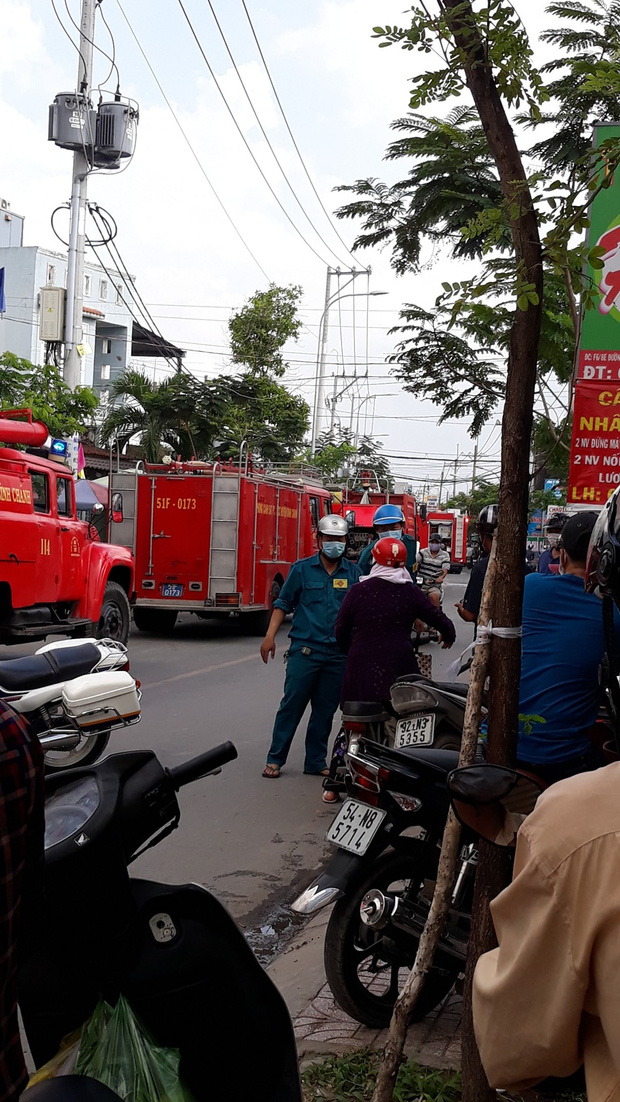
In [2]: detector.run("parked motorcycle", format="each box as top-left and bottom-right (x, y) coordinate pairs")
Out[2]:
(0, 638), (140, 771)
(294, 739), (542, 1028)
(19, 743), (302, 1102)
(342, 673), (474, 755)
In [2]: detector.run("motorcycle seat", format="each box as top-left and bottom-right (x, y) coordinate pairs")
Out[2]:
(429, 681), (470, 700)
(396, 746), (461, 774)
(342, 700), (392, 722)
(0, 643), (100, 691)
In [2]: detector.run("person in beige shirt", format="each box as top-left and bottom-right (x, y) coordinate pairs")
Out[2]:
(473, 761), (620, 1101)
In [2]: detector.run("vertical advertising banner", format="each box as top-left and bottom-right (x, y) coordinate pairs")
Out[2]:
(569, 124), (620, 505)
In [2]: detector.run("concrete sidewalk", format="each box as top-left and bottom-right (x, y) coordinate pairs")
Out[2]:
(268, 910), (461, 1069)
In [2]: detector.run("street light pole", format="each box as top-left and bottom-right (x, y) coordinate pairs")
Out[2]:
(64, 0), (96, 389)
(310, 277), (387, 455)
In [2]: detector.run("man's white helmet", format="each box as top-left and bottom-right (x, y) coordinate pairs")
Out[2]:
(318, 514), (348, 537)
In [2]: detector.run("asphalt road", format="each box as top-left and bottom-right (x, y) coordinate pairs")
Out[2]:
(3, 573), (474, 950)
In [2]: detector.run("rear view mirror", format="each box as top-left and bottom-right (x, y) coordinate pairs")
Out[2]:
(91, 502), (104, 516)
(111, 492), (123, 523)
(447, 765), (544, 847)
(345, 510), (356, 528)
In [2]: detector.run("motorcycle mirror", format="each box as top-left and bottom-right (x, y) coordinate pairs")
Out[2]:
(447, 764), (544, 848)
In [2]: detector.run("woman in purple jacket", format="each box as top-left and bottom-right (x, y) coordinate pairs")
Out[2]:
(335, 537), (456, 707)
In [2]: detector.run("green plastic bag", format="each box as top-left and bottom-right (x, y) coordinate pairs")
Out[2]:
(73, 995), (193, 1102)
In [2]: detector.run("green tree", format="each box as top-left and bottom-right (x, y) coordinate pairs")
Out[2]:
(228, 284), (303, 378)
(100, 370), (217, 462)
(444, 479), (501, 515)
(307, 427), (394, 489)
(212, 373), (309, 463)
(335, 3), (620, 458)
(0, 353), (98, 437)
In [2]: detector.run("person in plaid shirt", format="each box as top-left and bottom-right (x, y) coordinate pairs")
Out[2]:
(0, 702), (44, 1100)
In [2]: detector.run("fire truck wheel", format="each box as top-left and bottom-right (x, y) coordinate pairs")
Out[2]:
(133, 608), (178, 633)
(249, 582), (281, 635)
(97, 581), (131, 644)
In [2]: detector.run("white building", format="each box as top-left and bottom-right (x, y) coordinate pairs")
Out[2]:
(0, 199), (184, 399)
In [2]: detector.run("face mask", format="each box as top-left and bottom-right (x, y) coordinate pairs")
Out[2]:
(380, 529), (402, 540)
(429, 542), (441, 552)
(322, 541), (346, 560)
(547, 533), (560, 548)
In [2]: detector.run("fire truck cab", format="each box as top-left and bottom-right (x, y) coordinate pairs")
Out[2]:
(108, 457), (332, 633)
(0, 410), (134, 644)
(331, 482), (418, 560)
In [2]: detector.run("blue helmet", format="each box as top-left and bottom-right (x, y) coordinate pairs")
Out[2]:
(373, 504), (405, 527)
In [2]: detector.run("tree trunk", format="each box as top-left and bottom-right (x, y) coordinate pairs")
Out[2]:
(440, 6), (544, 1102)
(371, 550), (497, 1102)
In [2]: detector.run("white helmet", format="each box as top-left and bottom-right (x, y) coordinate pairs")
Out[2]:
(318, 514), (348, 537)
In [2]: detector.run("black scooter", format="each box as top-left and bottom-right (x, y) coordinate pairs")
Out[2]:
(19, 744), (302, 1102)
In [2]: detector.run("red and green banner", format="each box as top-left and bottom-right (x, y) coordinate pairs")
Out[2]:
(569, 124), (620, 504)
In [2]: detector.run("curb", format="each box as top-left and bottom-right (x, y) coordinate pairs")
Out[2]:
(267, 909), (461, 1070)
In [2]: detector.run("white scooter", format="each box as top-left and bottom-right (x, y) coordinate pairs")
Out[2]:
(0, 638), (141, 771)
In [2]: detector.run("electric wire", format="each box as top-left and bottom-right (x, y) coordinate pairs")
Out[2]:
(175, 0), (335, 268)
(88, 208), (184, 375)
(205, 0), (350, 269)
(61, 0), (120, 92)
(240, 0), (361, 268)
(49, 0), (89, 89)
(112, 0), (270, 282)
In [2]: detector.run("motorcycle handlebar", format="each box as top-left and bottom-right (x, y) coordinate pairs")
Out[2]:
(167, 742), (238, 790)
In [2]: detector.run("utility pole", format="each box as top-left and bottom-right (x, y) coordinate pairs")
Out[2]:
(471, 441), (478, 493)
(453, 444), (459, 499)
(64, 0), (96, 389)
(438, 463), (446, 507)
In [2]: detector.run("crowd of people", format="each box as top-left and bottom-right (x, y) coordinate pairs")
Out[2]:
(3, 494), (620, 1100)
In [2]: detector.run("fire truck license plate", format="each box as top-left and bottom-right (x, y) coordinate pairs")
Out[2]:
(326, 800), (386, 855)
(162, 584), (183, 598)
(394, 714), (435, 749)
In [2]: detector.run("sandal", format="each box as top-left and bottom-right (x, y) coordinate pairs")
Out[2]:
(262, 763), (281, 779)
(322, 789), (340, 804)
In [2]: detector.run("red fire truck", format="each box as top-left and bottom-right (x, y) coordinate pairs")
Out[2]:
(331, 485), (419, 559)
(107, 457), (332, 633)
(417, 509), (469, 572)
(0, 409), (134, 644)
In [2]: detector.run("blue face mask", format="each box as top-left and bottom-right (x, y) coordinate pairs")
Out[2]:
(322, 541), (346, 560)
(380, 529), (402, 540)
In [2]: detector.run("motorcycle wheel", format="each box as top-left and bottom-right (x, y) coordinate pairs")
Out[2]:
(44, 729), (110, 772)
(433, 726), (461, 752)
(324, 849), (459, 1028)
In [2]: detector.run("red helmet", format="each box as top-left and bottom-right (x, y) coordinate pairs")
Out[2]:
(372, 537), (407, 568)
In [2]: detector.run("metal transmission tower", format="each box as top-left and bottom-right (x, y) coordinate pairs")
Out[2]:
(48, 0), (138, 388)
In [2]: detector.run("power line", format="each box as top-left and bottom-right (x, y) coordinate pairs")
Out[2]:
(205, 0), (350, 269)
(175, 0), (334, 267)
(112, 0), (270, 282)
(241, 0), (360, 270)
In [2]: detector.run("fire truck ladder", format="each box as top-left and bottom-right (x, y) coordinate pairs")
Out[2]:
(208, 459), (244, 601)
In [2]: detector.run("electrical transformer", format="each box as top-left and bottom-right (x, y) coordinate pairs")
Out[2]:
(39, 287), (65, 343)
(94, 101), (139, 167)
(48, 93), (96, 152)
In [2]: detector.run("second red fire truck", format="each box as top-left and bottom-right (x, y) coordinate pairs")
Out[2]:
(108, 456), (332, 633)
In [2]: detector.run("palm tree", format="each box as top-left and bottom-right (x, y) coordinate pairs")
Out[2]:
(100, 370), (198, 462)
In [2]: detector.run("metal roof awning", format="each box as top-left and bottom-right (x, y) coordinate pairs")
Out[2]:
(131, 322), (186, 369)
